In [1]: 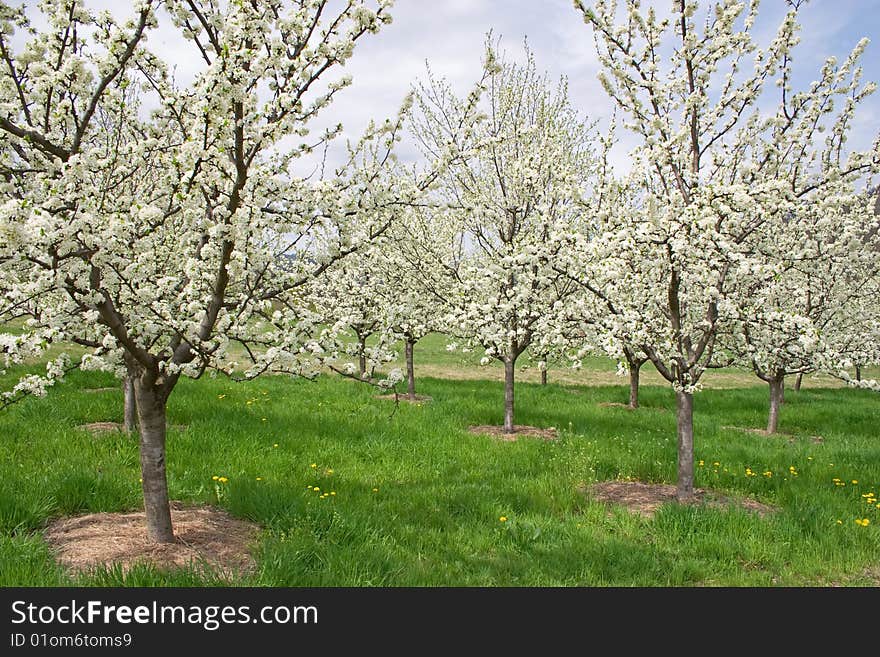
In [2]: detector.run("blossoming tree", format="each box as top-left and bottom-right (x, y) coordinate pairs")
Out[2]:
(0, 0), (431, 543)
(306, 243), (393, 381)
(410, 44), (599, 433)
(371, 222), (441, 400)
(727, 193), (880, 433)
(575, 0), (880, 500)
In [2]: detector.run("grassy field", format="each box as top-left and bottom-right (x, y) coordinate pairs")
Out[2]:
(387, 333), (870, 389)
(1, 345), (879, 586)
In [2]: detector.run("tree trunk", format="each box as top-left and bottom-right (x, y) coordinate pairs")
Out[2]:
(793, 373), (803, 391)
(503, 358), (515, 434)
(540, 367), (547, 386)
(133, 379), (174, 543)
(358, 335), (367, 379)
(628, 363), (641, 409)
(856, 365), (862, 382)
(123, 376), (137, 432)
(675, 390), (695, 502)
(405, 338), (416, 400)
(767, 375), (784, 434)
(779, 376), (785, 405)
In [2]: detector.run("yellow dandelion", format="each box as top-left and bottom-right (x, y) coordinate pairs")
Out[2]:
(217, 394), (226, 399)
(330, 491), (336, 496)
(218, 476), (228, 483)
(698, 460), (704, 467)
(836, 520), (843, 525)
(713, 462), (720, 467)
(256, 477), (262, 481)
(852, 480), (858, 484)
(372, 487), (379, 492)
(499, 516), (508, 522)
(261, 418), (267, 422)
(310, 463), (317, 468)
(326, 469), (334, 475)
(313, 487), (320, 492)
(212, 475), (219, 481)
(273, 443), (279, 448)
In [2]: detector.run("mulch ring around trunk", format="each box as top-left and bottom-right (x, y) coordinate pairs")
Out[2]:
(374, 393), (433, 403)
(76, 422), (188, 435)
(44, 502), (258, 577)
(468, 424), (558, 441)
(598, 401), (669, 412)
(721, 425), (824, 444)
(583, 481), (777, 519)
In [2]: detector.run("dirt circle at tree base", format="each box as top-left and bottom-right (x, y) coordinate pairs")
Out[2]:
(468, 424), (558, 441)
(44, 503), (258, 577)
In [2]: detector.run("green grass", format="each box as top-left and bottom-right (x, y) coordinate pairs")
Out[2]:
(0, 361), (878, 587)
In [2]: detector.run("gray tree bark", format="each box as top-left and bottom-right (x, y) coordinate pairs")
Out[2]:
(628, 364), (641, 409)
(405, 338), (416, 400)
(133, 377), (174, 543)
(503, 357), (515, 434)
(123, 376), (137, 432)
(856, 365), (862, 382)
(357, 334), (367, 379)
(767, 374), (784, 434)
(793, 373), (803, 391)
(623, 347), (647, 409)
(675, 390), (695, 502)
(540, 367), (547, 386)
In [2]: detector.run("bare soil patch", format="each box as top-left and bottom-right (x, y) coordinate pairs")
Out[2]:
(584, 480), (776, 519)
(375, 393), (433, 403)
(598, 401), (668, 412)
(722, 426), (824, 444)
(468, 424), (558, 441)
(44, 503), (258, 576)
(77, 422), (188, 435)
(77, 421), (127, 434)
(723, 425), (792, 438)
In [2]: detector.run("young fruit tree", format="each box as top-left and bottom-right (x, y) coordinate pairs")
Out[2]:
(565, 153), (653, 410)
(837, 188), (880, 388)
(370, 221), (439, 400)
(727, 192), (880, 433)
(575, 0), (880, 500)
(306, 244), (394, 381)
(0, 0), (439, 543)
(410, 44), (599, 434)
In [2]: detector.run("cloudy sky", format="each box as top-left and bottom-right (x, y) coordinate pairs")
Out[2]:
(316, 0), (880, 170)
(16, 1), (880, 173)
